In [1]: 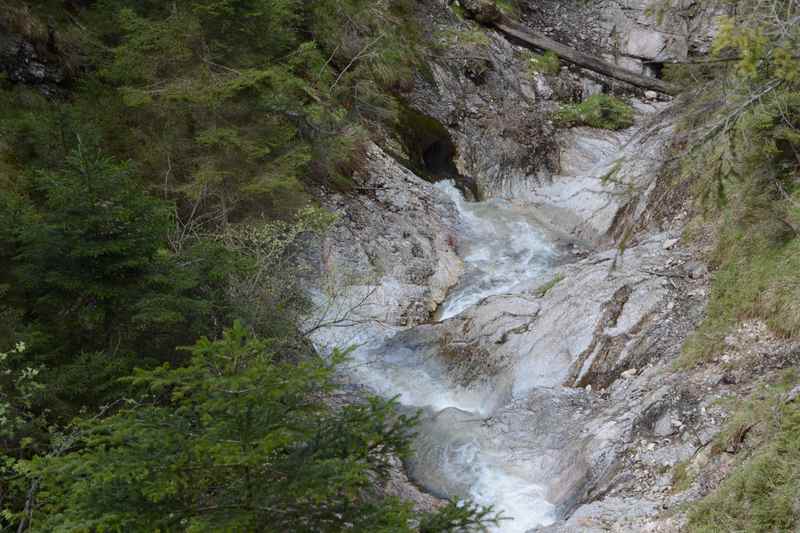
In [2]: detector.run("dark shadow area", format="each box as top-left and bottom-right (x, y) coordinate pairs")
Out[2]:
(423, 139), (456, 176)
(395, 105), (480, 200)
(644, 61), (665, 80)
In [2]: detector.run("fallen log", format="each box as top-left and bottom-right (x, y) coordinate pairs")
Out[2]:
(458, 0), (680, 95)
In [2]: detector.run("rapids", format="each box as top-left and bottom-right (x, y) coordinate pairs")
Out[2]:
(433, 181), (556, 321)
(315, 181), (558, 533)
(321, 180), (560, 532)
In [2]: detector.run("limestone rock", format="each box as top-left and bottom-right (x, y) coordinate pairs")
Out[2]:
(309, 143), (463, 349)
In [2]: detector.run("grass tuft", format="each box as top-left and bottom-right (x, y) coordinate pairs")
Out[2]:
(554, 94), (634, 131)
(525, 50), (560, 76)
(687, 371), (800, 532)
(534, 273), (564, 298)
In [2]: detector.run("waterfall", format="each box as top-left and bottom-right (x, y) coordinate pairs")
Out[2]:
(313, 180), (560, 532)
(433, 180), (555, 320)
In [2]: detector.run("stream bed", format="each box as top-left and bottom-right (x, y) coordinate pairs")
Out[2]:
(332, 181), (560, 532)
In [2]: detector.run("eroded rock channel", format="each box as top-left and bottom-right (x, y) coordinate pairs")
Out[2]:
(310, 101), (696, 531)
(306, 2), (728, 530)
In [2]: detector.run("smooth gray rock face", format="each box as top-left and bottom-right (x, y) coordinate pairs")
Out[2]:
(308, 143), (463, 347)
(429, 238), (671, 394)
(394, 234), (694, 515)
(312, 84), (702, 533)
(518, 0), (727, 71)
(524, 108), (675, 246)
(624, 27), (668, 60)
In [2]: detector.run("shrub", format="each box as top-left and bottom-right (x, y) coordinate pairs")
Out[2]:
(555, 94), (635, 130)
(526, 51), (560, 76)
(23, 323), (500, 532)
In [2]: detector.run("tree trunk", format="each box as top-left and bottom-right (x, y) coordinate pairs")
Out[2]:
(458, 1), (680, 96)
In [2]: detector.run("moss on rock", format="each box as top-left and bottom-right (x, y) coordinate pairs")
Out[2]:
(555, 94), (635, 131)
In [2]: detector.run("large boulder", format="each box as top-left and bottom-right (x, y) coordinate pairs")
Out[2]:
(309, 143), (463, 349)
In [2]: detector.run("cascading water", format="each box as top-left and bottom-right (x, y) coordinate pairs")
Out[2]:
(315, 180), (559, 532)
(433, 181), (555, 321)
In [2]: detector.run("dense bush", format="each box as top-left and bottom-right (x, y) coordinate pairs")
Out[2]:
(0, 2), (499, 530)
(17, 324), (496, 532)
(656, 0), (800, 527)
(675, 0), (800, 365)
(555, 94), (634, 130)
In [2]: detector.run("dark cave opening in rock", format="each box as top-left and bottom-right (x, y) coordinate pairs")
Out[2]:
(422, 139), (456, 177)
(396, 105), (480, 200)
(644, 61), (665, 80)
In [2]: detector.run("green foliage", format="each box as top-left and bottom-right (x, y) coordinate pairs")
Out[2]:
(25, 323), (496, 532)
(679, 91), (800, 365)
(681, 234), (800, 366)
(438, 26), (492, 49)
(221, 206), (337, 351)
(0, 2), (490, 530)
(0, 339), (51, 529)
(0, 0), (431, 411)
(450, 2), (468, 20)
(662, 62), (727, 87)
(555, 94), (634, 130)
(15, 148), (169, 339)
(0, 342), (43, 444)
(0, 142), (257, 415)
(687, 373), (800, 532)
(525, 51), (560, 76)
(0, 0), (427, 227)
(670, 459), (694, 493)
(665, 0), (800, 364)
(495, 0), (519, 16)
(639, 3), (800, 528)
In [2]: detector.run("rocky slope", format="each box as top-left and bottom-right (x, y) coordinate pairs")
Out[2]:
(309, 1), (799, 531)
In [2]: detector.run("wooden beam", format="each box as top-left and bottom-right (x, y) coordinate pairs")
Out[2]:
(457, 0), (680, 95)
(495, 21), (679, 95)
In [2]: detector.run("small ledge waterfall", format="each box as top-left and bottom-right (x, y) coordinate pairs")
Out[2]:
(330, 180), (560, 532)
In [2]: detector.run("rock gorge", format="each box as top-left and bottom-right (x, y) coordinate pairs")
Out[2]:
(309, 1), (799, 531)
(3, 0), (799, 531)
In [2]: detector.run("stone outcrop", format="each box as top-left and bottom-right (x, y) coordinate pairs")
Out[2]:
(396, 232), (705, 515)
(307, 143), (463, 348)
(409, 2), (562, 199)
(0, 20), (69, 95)
(407, 0), (713, 202)
(520, 0), (727, 75)
(526, 104), (676, 245)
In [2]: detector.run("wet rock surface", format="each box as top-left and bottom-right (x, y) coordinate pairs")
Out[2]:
(310, 143), (463, 342)
(307, 1), (791, 530)
(400, 231), (708, 519)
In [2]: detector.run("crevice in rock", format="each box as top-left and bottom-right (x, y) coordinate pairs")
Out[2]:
(566, 284), (633, 388)
(644, 61), (665, 80)
(395, 104), (480, 200)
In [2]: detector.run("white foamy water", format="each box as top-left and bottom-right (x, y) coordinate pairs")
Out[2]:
(312, 180), (558, 531)
(469, 463), (555, 533)
(434, 181), (555, 320)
